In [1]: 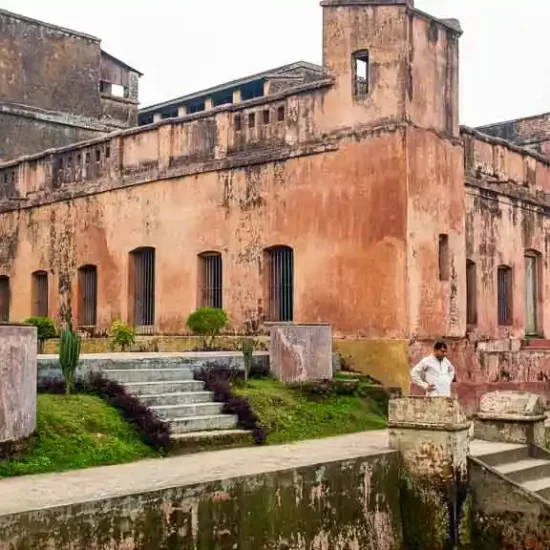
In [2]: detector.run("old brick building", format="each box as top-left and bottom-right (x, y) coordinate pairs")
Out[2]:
(0, 8), (141, 163)
(1, 0), (550, 410)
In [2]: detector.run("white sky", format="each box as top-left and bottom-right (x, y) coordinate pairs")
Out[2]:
(1, 0), (549, 127)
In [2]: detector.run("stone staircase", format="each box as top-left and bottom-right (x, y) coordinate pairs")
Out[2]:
(100, 356), (251, 449)
(470, 439), (550, 501)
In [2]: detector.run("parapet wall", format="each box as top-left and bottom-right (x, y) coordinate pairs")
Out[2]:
(0, 449), (402, 549)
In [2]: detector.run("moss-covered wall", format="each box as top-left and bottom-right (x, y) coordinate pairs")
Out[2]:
(469, 457), (550, 548)
(0, 453), (403, 550)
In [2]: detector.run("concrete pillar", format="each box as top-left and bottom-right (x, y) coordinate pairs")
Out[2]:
(269, 323), (332, 383)
(388, 397), (471, 549)
(205, 98), (213, 111)
(232, 89), (242, 104)
(177, 105), (187, 117)
(474, 391), (546, 446)
(0, 324), (37, 458)
(153, 113), (162, 123)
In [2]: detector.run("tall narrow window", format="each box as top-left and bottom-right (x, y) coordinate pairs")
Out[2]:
(525, 252), (540, 335)
(353, 51), (369, 97)
(78, 265), (97, 327)
(198, 252), (223, 309)
(497, 265), (513, 326)
(438, 234), (450, 281)
(0, 276), (9, 322)
(266, 246), (294, 322)
(130, 248), (155, 333)
(32, 271), (48, 317)
(466, 260), (477, 325)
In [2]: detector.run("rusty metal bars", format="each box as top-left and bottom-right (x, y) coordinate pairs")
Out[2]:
(33, 271), (48, 317)
(466, 260), (477, 325)
(200, 253), (222, 309)
(133, 248), (155, 334)
(497, 266), (512, 326)
(269, 247), (293, 322)
(78, 266), (97, 326)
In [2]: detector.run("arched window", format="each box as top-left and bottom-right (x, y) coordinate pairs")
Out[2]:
(0, 276), (9, 322)
(130, 247), (155, 333)
(265, 246), (294, 322)
(78, 265), (97, 327)
(497, 265), (513, 326)
(466, 260), (477, 326)
(198, 252), (223, 309)
(32, 270), (48, 317)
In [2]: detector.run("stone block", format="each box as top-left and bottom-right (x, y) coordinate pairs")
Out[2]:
(474, 391), (546, 446)
(389, 396), (468, 428)
(269, 323), (332, 383)
(0, 325), (37, 456)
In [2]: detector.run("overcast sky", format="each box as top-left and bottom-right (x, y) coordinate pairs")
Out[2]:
(2, 0), (548, 127)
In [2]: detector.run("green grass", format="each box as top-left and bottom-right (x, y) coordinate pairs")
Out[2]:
(234, 378), (387, 445)
(0, 394), (156, 478)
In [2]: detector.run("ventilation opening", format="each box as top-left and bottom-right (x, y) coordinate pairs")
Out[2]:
(199, 252), (223, 309)
(78, 265), (98, 327)
(265, 246), (294, 322)
(525, 252), (540, 335)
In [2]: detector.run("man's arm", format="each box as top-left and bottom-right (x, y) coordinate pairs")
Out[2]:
(448, 360), (455, 384)
(410, 359), (428, 390)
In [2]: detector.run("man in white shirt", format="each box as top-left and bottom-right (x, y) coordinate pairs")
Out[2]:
(410, 341), (455, 397)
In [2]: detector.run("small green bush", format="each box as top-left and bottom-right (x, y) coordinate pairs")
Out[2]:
(110, 320), (135, 351)
(24, 316), (56, 352)
(186, 307), (228, 350)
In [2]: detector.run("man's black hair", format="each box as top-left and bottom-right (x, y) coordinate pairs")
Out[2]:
(433, 340), (447, 351)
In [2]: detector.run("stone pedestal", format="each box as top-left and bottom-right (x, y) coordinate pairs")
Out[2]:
(269, 323), (332, 383)
(388, 397), (471, 550)
(474, 391), (546, 446)
(0, 324), (37, 457)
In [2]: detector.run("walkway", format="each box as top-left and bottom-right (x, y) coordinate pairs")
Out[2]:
(0, 430), (391, 516)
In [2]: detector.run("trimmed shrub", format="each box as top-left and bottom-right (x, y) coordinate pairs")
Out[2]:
(110, 320), (135, 351)
(24, 316), (56, 352)
(37, 373), (171, 452)
(194, 366), (266, 445)
(186, 308), (228, 350)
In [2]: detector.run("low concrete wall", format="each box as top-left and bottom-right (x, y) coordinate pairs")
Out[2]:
(0, 452), (402, 549)
(469, 456), (550, 547)
(0, 325), (37, 451)
(37, 352), (271, 384)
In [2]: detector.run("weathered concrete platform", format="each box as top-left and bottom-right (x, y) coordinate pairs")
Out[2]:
(0, 430), (391, 516)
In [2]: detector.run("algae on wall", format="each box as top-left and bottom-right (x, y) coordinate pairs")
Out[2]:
(0, 453), (403, 550)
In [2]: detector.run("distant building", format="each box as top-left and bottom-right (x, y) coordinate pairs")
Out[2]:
(2, 0), (550, 412)
(0, 8), (141, 163)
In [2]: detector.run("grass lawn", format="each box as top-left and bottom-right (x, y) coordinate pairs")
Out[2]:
(0, 394), (156, 478)
(234, 378), (387, 445)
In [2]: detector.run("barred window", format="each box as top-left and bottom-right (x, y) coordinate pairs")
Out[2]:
(0, 276), (9, 322)
(130, 248), (155, 334)
(78, 265), (97, 326)
(32, 271), (48, 317)
(353, 50), (369, 97)
(265, 246), (294, 322)
(198, 252), (223, 309)
(497, 265), (512, 326)
(466, 260), (477, 325)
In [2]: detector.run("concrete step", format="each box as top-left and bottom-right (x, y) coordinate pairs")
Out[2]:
(170, 415), (239, 434)
(521, 477), (550, 501)
(471, 443), (530, 467)
(171, 429), (253, 454)
(104, 368), (194, 384)
(494, 458), (550, 484)
(152, 402), (223, 419)
(139, 391), (214, 407)
(124, 380), (205, 396)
